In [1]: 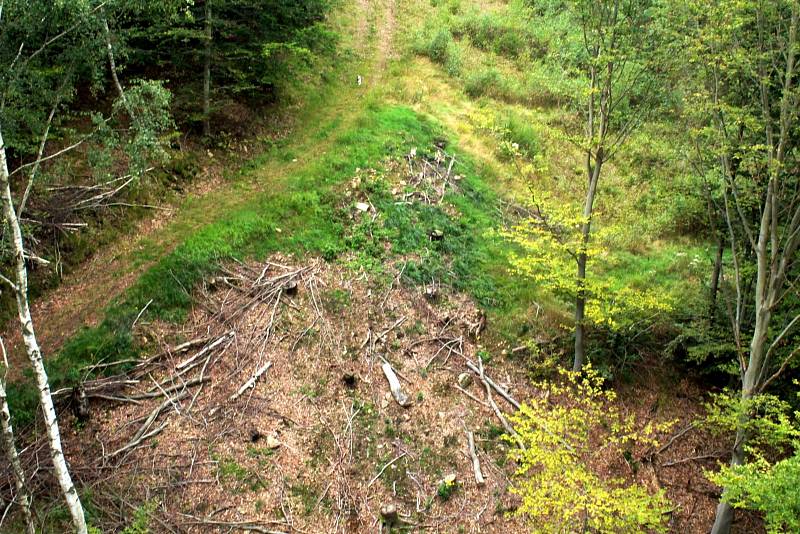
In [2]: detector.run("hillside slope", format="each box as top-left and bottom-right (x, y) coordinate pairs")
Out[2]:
(0, 0), (748, 532)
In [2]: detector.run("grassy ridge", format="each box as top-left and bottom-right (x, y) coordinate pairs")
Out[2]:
(10, 103), (531, 423)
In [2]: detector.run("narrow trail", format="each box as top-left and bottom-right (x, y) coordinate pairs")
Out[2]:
(3, 0), (399, 373)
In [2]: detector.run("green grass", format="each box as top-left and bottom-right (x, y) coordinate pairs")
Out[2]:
(9, 102), (534, 424)
(453, 10), (544, 60)
(8, 105), (436, 422)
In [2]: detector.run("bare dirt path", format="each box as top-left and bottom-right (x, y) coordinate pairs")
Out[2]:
(376, 0), (397, 74)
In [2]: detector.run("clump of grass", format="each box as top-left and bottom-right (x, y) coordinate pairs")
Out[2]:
(498, 111), (540, 160)
(455, 12), (544, 59)
(430, 0), (461, 14)
(290, 483), (321, 515)
(463, 68), (523, 101)
(419, 28), (462, 77)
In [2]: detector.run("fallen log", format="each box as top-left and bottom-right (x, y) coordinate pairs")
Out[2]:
(466, 360), (519, 410)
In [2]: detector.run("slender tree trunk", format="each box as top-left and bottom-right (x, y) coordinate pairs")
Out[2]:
(101, 12), (127, 108)
(712, 186), (774, 534)
(0, 355), (36, 534)
(710, 425), (746, 534)
(573, 154), (603, 372)
(709, 238), (724, 320)
(0, 127), (87, 534)
(710, 326), (765, 534)
(203, 0), (212, 138)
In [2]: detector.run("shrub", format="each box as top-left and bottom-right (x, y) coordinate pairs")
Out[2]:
(463, 69), (526, 102)
(456, 12), (544, 59)
(419, 28), (462, 77)
(464, 68), (502, 98)
(508, 366), (672, 532)
(427, 29), (453, 64)
(498, 112), (539, 159)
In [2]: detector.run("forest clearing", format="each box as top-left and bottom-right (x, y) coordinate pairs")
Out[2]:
(0, 0), (798, 533)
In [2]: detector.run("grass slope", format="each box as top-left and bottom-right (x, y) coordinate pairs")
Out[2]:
(10, 102), (529, 424)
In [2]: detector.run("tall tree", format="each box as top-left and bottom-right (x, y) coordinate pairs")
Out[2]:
(675, 0), (800, 530)
(0, 2), (172, 531)
(0, 126), (87, 533)
(568, 0), (662, 370)
(0, 338), (35, 534)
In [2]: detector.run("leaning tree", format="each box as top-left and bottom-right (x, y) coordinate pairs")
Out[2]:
(0, 1), (171, 531)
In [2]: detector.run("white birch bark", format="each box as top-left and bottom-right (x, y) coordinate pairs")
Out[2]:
(0, 126), (87, 534)
(102, 13), (127, 109)
(0, 340), (35, 534)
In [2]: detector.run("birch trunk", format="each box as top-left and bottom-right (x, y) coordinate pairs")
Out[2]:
(0, 352), (35, 534)
(0, 127), (87, 534)
(101, 13), (127, 108)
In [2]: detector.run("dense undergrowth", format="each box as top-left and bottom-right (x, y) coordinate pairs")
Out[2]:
(407, 0), (713, 379)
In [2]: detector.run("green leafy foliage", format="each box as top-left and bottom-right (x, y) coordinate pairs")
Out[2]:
(705, 390), (800, 532)
(120, 501), (157, 534)
(416, 28), (463, 77)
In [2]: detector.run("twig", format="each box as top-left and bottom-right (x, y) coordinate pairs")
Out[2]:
(644, 422), (697, 461)
(479, 358), (524, 450)
(132, 299), (153, 328)
(230, 361), (272, 402)
(661, 453), (723, 467)
(175, 332), (234, 370)
(466, 431), (485, 486)
(368, 452), (407, 487)
(108, 421), (168, 458)
(453, 384), (490, 408)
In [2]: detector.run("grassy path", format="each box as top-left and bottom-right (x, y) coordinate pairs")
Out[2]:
(4, 0), (398, 377)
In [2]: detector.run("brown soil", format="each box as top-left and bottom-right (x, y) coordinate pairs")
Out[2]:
(30, 254), (755, 533)
(0, 160), (226, 381)
(63, 255), (527, 532)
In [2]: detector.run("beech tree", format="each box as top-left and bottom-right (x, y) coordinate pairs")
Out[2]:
(674, 0), (800, 531)
(502, 0), (666, 371)
(509, 366), (672, 532)
(568, 0), (671, 370)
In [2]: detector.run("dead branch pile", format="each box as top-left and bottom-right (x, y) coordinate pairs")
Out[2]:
(396, 146), (461, 205)
(1, 256), (530, 533)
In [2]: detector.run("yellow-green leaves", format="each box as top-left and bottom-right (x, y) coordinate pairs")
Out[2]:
(501, 189), (675, 333)
(508, 366), (673, 533)
(704, 389), (800, 532)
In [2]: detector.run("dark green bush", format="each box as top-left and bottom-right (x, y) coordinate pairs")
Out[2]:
(428, 29), (454, 64)
(456, 13), (544, 59)
(500, 112), (539, 159)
